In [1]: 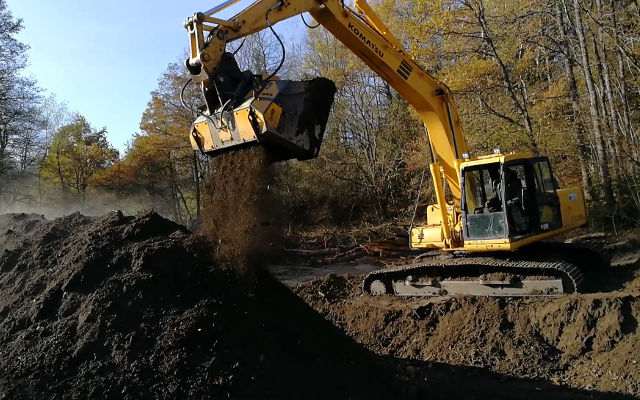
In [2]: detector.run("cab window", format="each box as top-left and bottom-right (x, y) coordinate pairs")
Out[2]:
(462, 163), (506, 240)
(534, 160), (557, 193)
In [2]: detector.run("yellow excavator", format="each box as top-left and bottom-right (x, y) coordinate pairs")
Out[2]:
(184, 0), (597, 296)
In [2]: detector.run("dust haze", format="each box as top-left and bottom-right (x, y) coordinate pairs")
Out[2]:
(0, 175), (166, 220)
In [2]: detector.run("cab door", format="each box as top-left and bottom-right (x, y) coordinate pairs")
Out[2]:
(501, 162), (534, 236)
(531, 157), (562, 231)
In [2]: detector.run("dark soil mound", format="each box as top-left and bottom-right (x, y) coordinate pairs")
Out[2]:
(295, 268), (640, 397)
(1, 211), (632, 399)
(0, 211), (391, 399)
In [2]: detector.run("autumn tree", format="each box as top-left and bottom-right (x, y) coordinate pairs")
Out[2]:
(96, 62), (206, 225)
(93, 0), (640, 227)
(275, 25), (424, 224)
(41, 115), (118, 199)
(381, 0), (640, 224)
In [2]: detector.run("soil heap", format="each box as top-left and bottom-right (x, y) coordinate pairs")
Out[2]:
(296, 263), (640, 398)
(0, 211), (391, 399)
(0, 211), (633, 399)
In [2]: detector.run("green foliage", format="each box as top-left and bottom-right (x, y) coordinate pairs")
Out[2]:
(0, 0), (41, 177)
(41, 115), (118, 197)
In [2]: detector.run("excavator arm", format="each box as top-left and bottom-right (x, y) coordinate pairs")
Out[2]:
(184, 0), (467, 203)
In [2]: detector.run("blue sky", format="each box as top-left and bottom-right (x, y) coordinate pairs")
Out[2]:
(7, 0), (302, 152)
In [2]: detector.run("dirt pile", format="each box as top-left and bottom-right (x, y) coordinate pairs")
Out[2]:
(200, 147), (282, 273)
(0, 211), (397, 399)
(0, 211), (632, 399)
(295, 265), (640, 397)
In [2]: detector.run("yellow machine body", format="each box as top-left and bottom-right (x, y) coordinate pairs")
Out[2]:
(410, 152), (587, 252)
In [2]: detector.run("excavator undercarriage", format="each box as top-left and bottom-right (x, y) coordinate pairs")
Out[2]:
(363, 243), (606, 297)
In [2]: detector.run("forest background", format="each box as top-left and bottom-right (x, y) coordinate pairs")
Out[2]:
(1, 0), (639, 238)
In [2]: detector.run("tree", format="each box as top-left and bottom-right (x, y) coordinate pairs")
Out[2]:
(41, 115), (118, 198)
(96, 61), (207, 225)
(92, 0), (640, 227)
(230, 26), (306, 79)
(275, 26), (424, 224)
(0, 0), (51, 210)
(569, 0), (615, 205)
(553, 0), (592, 195)
(0, 0), (41, 177)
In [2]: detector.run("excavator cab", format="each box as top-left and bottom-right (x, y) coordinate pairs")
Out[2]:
(460, 153), (586, 249)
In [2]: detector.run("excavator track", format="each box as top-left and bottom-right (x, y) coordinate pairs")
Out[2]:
(362, 253), (586, 297)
